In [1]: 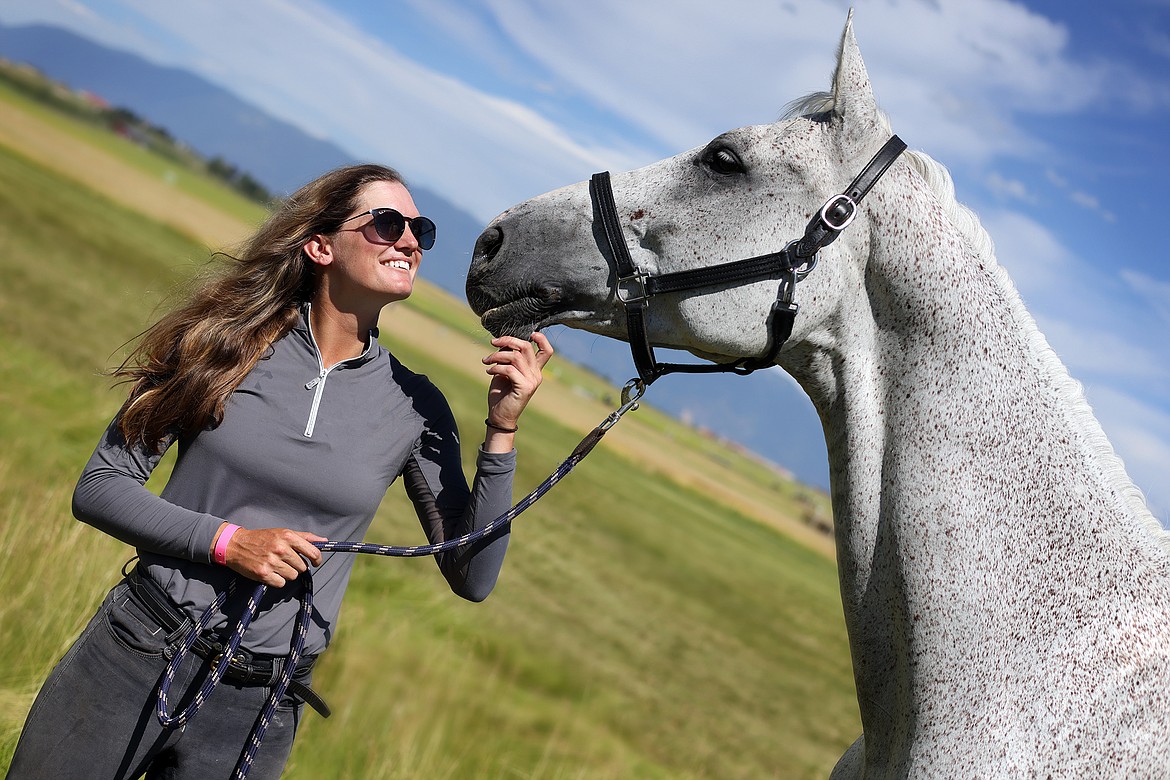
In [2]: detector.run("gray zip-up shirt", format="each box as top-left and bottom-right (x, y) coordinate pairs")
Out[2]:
(73, 307), (515, 655)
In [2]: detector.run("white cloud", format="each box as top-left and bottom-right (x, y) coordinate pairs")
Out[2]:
(1041, 168), (1118, 222)
(54, 0), (98, 22)
(986, 171), (1035, 202)
(1121, 269), (1170, 326)
(464, 0), (1138, 168)
(1034, 315), (1169, 384)
(981, 208), (1077, 295)
(984, 208), (1168, 377)
(1145, 28), (1170, 60)
(6, 0), (1162, 223)
(1068, 189), (1116, 221)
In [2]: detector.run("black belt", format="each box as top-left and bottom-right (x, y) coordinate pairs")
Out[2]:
(125, 564), (331, 718)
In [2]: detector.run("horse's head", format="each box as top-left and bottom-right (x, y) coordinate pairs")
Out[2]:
(467, 15), (897, 375)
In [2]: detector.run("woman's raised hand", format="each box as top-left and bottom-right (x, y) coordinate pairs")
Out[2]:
(482, 332), (553, 444)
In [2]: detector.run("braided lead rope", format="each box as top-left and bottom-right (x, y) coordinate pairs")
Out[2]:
(155, 381), (646, 779)
(234, 572), (314, 779)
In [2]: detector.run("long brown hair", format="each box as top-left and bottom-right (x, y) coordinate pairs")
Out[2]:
(115, 164), (405, 451)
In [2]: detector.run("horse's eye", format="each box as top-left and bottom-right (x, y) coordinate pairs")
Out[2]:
(702, 146), (745, 175)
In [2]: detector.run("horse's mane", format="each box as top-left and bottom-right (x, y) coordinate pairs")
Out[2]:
(783, 93), (1170, 552)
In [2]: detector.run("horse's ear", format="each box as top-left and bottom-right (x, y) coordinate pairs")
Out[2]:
(830, 11), (882, 143)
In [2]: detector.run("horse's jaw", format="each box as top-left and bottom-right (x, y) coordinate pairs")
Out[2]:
(472, 286), (568, 339)
(466, 260), (622, 340)
(479, 302), (623, 342)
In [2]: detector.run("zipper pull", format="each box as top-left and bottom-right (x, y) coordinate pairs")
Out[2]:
(305, 370), (325, 390)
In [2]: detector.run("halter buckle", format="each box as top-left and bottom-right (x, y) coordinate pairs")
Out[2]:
(616, 269), (651, 305)
(819, 193), (857, 231)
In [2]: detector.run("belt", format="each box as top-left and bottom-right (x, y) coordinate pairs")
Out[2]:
(125, 564), (331, 718)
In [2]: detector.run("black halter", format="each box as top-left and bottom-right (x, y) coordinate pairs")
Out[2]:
(589, 134), (906, 385)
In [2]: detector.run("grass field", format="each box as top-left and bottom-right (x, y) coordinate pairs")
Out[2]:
(0, 85), (859, 778)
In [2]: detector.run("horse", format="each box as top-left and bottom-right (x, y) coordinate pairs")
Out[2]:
(465, 13), (1170, 779)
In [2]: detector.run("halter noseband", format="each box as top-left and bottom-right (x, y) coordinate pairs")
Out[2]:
(589, 134), (906, 385)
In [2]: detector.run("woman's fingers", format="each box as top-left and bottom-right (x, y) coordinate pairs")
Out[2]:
(485, 333), (553, 379)
(225, 527), (328, 586)
(530, 331), (554, 367)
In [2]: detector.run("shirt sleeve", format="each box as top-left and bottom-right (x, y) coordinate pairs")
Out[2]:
(401, 391), (516, 602)
(71, 414), (223, 564)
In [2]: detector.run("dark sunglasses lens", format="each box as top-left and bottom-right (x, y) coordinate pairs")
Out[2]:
(410, 217), (437, 250)
(371, 210), (436, 250)
(371, 209), (407, 243)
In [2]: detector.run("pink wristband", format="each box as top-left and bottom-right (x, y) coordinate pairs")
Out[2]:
(213, 523), (241, 566)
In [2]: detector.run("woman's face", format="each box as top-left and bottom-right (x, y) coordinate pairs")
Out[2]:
(309, 179), (426, 307)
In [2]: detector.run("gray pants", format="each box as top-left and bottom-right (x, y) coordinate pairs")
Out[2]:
(6, 581), (303, 779)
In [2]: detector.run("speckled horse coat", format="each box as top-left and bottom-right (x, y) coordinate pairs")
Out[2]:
(465, 15), (1170, 779)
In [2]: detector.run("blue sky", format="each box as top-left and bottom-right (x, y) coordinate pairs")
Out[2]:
(3, 0), (1169, 525)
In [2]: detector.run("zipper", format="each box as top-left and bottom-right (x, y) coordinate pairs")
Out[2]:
(302, 308), (374, 438)
(303, 368), (329, 437)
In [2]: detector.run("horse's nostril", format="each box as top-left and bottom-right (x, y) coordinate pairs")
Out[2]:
(473, 226), (503, 264)
(467, 226), (505, 315)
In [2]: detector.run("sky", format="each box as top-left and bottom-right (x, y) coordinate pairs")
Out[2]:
(2, 0), (1168, 526)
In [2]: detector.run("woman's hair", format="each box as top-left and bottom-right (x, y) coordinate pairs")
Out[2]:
(115, 163), (405, 451)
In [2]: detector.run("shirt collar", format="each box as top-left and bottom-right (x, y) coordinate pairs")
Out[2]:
(297, 302), (383, 367)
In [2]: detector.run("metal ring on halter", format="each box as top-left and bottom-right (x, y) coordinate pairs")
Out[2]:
(620, 378), (646, 407)
(781, 239), (820, 282)
(601, 379), (646, 431)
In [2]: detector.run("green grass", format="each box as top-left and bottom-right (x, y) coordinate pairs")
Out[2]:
(0, 100), (858, 778)
(0, 77), (270, 227)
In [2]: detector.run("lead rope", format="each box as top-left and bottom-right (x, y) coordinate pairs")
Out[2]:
(155, 380), (647, 779)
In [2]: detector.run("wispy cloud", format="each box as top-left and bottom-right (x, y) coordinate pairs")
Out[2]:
(1120, 270), (1170, 344)
(985, 171), (1035, 203)
(7, 0), (1163, 222)
(1145, 28), (1170, 59)
(1045, 169), (1117, 222)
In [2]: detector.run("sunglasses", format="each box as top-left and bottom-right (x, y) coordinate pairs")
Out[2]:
(338, 207), (437, 250)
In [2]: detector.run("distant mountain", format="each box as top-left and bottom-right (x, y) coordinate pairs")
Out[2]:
(0, 21), (485, 295)
(0, 23), (344, 193)
(0, 21), (832, 495)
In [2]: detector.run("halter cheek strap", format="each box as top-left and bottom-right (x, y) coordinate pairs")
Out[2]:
(590, 134), (907, 385)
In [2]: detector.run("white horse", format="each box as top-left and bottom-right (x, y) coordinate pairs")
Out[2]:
(466, 15), (1170, 779)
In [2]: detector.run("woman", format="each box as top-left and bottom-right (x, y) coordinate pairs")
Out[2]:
(7, 164), (552, 779)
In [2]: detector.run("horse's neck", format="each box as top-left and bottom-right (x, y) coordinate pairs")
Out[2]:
(793, 190), (1170, 749)
(821, 194), (1166, 594)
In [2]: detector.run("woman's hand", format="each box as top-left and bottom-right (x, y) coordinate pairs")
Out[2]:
(222, 526), (327, 587)
(483, 332), (553, 449)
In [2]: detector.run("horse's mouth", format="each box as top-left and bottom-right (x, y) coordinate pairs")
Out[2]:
(469, 278), (611, 339)
(477, 294), (567, 339)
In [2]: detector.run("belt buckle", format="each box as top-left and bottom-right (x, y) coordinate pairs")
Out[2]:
(212, 650), (247, 668)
